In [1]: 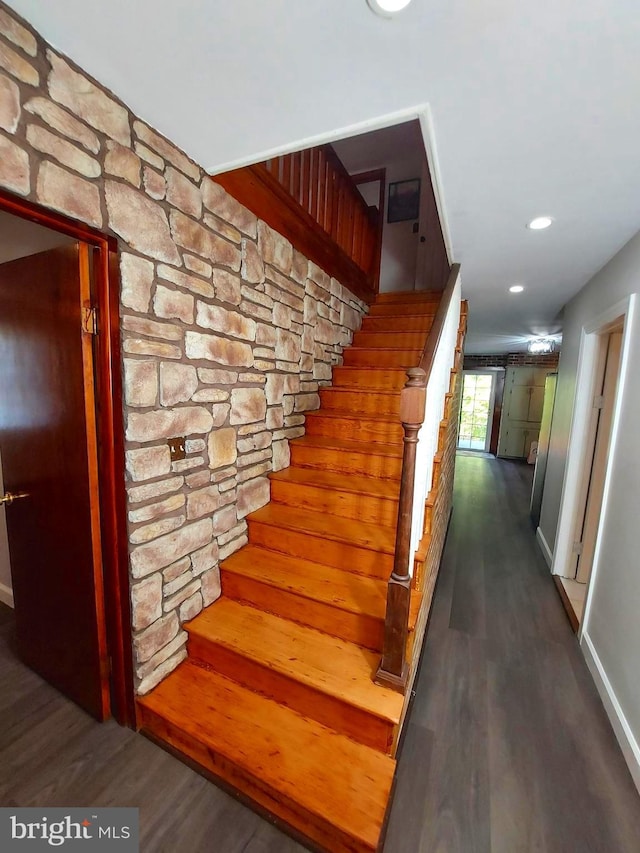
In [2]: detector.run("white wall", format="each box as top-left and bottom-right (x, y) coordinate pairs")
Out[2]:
(539, 229), (640, 789)
(379, 163), (421, 293)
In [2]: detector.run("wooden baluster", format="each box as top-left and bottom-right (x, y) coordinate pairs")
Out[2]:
(375, 367), (427, 692)
(282, 155), (292, 195)
(330, 170), (340, 242)
(352, 206), (363, 271)
(302, 149), (311, 214)
(292, 152), (302, 204)
(317, 150), (326, 229)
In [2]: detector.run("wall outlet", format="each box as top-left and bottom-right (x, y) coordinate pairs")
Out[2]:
(168, 437), (186, 462)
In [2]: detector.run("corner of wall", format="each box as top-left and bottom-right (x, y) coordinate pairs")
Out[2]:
(535, 526), (553, 569)
(581, 632), (640, 795)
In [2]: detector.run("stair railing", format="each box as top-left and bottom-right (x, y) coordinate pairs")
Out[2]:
(375, 263), (462, 691)
(263, 145), (380, 282)
(213, 143), (381, 303)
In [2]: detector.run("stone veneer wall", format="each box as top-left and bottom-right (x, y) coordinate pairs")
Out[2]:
(0, 3), (368, 694)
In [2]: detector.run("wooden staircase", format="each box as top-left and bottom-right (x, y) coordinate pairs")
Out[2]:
(138, 291), (442, 853)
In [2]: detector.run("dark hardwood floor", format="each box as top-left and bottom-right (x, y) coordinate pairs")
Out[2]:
(1, 455), (639, 851)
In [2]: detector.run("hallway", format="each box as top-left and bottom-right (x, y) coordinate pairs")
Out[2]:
(0, 456), (639, 851)
(384, 455), (640, 852)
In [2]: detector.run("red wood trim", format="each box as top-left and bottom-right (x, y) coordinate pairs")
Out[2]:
(213, 167), (376, 303)
(79, 243), (111, 719)
(0, 186), (135, 727)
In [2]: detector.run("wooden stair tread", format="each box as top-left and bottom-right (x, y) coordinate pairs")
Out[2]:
(139, 662), (395, 852)
(322, 385), (400, 397)
(222, 545), (387, 618)
(347, 345), (422, 352)
(291, 434), (402, 458)
(305, 408), (400, 425)
(188, 599), (404, 724)
(334, 365), (409, 373)
(270, 467), (400, 500)
(249, 504), (396, 555)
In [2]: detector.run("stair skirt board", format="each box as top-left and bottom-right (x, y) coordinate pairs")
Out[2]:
(138, 291), (446, 853)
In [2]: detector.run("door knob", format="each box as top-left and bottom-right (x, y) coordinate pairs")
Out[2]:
(0, 491), (29, 506)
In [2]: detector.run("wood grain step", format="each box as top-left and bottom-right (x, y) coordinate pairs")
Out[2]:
(352, 330), (428, 349)
(290, 434), (403, 480)
(305, 409), (404, 446)
(221, 545), (387, 649)
(361, 314), (435, 332)
(138, 662), (395, 853)
(247, 503), (395, 579)
(374, 290), (440, 304)
(186, 599), (403, 753)
(331, 366), (409, 391)
(342, 347), (422, 368)
(367, 303), (439, 318)
(269, 467), (399, 527)
(319, 386), (400, 417)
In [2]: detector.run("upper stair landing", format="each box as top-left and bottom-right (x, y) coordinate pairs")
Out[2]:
(138, 287), (446, 853)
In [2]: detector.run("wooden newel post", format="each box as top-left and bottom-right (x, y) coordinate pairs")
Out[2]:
(375, 367), (427, 692)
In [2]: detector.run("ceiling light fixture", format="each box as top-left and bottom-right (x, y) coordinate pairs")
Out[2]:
(367, 0), (413, 17)
(509, 285), (524, 293)
(528, 216), (553, 230)
(528, 338), (555, 355)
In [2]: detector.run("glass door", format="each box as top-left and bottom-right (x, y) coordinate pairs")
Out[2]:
(458, 371), (496, 452)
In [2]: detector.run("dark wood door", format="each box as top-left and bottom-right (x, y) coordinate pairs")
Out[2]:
(0, 243), (110, 720)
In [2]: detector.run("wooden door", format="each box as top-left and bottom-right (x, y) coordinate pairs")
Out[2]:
(575, 330), (622, 584)
(0, 244), (110, 720)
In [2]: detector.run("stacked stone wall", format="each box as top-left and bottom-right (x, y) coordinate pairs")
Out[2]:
(0, 3), (367, 693)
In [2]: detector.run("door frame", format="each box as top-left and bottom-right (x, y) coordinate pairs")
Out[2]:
(0, 187), (134, 727)
(458, 369), (497, 452)
(550, 294), (636, 641)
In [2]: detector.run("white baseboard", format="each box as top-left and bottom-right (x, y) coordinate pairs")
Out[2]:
(581, 631), (640, 794)
(0, 582), (14, 608)
(536, 526), (553, 569)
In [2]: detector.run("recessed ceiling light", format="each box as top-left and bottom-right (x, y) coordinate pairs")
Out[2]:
(509, 285), (524, 293)
(528, 216), (553, 230)
(367, 0), (413, 17)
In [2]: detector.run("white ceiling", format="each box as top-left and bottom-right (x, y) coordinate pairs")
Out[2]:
(9, 0), (640, 353)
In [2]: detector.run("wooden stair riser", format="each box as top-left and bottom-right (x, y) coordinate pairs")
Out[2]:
(342, 348), (422, 368)
(367, 303), (438, 318)
(247, 519), (394, 579)
(221, 569), (384, 650)
(352, 330), (427, 349)
(290, 441), (402, 480)
(305, 412), (404, 446)
(270, 478), (398, 528)
(360, 315), (434, 332)
(187, 637), (394, 754)
(373, 291), (440, 304)
(331, 366), (409, 391)
(319, 388), (400, 417)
